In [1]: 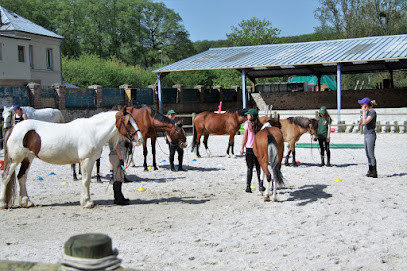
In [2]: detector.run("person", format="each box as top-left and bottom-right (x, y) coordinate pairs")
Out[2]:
(240, 108), (263, 193)
(166, 109), (185, 172)
(12, 105), (28, 126)
(358, 97), (378, 178)
(109, 139), (130, 205)
(317, 106), (332, 167)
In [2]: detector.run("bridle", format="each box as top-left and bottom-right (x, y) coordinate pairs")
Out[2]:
(152, 111), (186, 148)
(119, 114), (140, 142)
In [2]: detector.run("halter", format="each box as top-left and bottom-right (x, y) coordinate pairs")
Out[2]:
(120, 114), (140, 141)
(152, 111), (185, 149)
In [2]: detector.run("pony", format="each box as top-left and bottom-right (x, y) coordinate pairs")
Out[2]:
(253, 127), (285, 202)
(127, 106), (187, 171)
(1, 106), (143, 209)
(191, 109), (247, 158)
(2, 106), (65, 129)
(273, 116), (318, 166)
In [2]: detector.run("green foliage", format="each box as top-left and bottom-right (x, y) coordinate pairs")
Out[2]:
(62, 54), (156, 87)
(226, 17), (280, 46)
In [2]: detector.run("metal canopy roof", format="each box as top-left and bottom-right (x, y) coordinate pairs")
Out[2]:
(154, 34), (407, 79)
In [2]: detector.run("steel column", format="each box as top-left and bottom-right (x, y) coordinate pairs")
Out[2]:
(336, 63), (342, 122)
(242, 68), (247, 109)
(157, 73), (163, 114)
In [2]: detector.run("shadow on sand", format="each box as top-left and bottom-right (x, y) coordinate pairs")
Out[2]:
(286, 184), (332, 206)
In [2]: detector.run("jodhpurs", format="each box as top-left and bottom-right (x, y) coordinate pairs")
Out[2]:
(109, 152), (124, 182)
(364, 133), (376, 166)
(245, 148), (261, 184)
(169, 143), (184, 168)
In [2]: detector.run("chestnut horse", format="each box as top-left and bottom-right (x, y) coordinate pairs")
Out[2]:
(127, 106), (187, 171)
(1, 107), (143, 209)
(253, 127), (285, 202)
(191, 110), (247, 158)
(262, 116), (318, 166)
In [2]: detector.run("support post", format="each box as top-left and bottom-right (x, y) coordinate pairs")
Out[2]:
(242, 68), (247, 109)
(27, 82), (42, 109)
(157, 73), (163, 114)
(336, 63), (342, 122)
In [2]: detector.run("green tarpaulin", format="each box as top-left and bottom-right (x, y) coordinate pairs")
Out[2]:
(289, 75), (337, 91)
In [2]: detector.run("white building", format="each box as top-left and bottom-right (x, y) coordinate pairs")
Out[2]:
(0, 6), (63, 87)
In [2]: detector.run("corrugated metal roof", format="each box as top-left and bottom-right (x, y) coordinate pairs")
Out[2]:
(154, 34), (407, 76)
(0, 6), (63, 39)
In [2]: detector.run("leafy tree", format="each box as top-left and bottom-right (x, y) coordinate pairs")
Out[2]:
(226, 17), (280, 46)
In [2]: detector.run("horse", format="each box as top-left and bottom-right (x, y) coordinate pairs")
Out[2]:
(191, 109), (247, 158)
(127, 106), (187, 171)
(1, 106), (143, 209)
(2, 106), (65, 129)
(272, 116), (318, 166)
(1, 105), (87, 181)
(253, 127), (285, 202)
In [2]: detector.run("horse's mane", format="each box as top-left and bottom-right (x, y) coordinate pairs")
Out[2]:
(226, 108), (248, 116)
(286, 116), (312, 129)
(150, 108), (175, 125)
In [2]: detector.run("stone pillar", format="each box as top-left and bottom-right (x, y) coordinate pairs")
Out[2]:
(194, 85), (205, 103)
(54, 84), (66, 110)
(88, 84), (103, 108)
(232, 86), (242, 104)
(173, 84), (184, 104)
(213, 85), (223, 101)
(27, 82), (42, 109)
(149, 84), (158, 110)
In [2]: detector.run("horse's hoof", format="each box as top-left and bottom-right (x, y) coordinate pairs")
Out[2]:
(83, 201), (95, 208)
(264, 196), (271, 202)
(154, 167), (158, 171)
(144, 168), (148, 172)
(0, 202), (8, 209)
(292, 163), (298, 167)
(272, 197), (278, 202)
(20, 198), (35, 208)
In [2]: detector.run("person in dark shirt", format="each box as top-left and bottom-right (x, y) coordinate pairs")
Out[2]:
(12, 105), (27, 126)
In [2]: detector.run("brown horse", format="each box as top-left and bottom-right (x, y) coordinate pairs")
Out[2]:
(269, 116), (318, 166)
(127, 106), (187, 171)
(191, 109), (247, 157)
(253, 127), (285, 202)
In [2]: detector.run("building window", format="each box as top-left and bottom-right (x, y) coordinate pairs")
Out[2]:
(46, 48), (53, 70)
(18, 46), (25, 62)
(29, 45), (34, 68)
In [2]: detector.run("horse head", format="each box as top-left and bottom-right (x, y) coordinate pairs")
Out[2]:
(308, 118), (319, 139)
(169, 120), (187, 149)
(2, 106), (13, 129)
(116, 106), (143, 146)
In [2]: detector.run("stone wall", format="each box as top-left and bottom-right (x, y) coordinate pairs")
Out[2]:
(260, 88), (407, 110)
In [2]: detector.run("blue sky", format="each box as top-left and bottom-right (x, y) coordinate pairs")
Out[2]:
(153, 0), (321, 41)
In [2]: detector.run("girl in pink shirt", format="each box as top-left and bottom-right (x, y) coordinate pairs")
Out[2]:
(240, 109), (263, 193)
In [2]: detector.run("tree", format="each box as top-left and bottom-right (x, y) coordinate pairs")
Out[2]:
(226, 17), (280, 46)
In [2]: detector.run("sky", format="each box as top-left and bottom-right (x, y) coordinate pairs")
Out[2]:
(152, 0), (321, 42)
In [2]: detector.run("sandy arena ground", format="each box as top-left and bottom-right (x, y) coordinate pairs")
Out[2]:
(0, 132), (406, 270)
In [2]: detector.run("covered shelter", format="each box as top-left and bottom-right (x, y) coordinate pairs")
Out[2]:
(154, 34), (407, 120)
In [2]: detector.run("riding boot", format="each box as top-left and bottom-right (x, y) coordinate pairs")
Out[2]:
(177, 151), (186, 171)
(366, 165), (372, 176)
(246, 169), (253, 193)
(326, 152), (331, 167)
(368, 165), (377, 178)
(113, 182), (129, 205)
(319, 155), (325, 167)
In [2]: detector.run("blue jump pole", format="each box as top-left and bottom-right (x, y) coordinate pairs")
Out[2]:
(242, 68), (247, 109)
(157, 73), (163, 114)
(336, 63), (342, 122)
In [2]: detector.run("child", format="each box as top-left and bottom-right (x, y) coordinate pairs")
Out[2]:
(240, 109), (263, 193)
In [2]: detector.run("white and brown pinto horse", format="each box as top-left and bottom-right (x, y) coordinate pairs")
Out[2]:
(1, 107), (143, 209)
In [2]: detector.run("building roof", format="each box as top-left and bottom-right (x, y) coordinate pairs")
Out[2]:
(0, 6), (63, 39)
(154, 34), (407, 79)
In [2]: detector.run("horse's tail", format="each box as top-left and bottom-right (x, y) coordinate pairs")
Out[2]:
(191, 123), (197, 152)
(2, 128), (16, 207)
(268, 134), (284, 187)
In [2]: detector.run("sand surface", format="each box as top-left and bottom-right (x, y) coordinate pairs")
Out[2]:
(0, 132), (406, 270)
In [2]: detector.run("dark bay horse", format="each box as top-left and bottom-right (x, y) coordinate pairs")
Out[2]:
(253, 126), (285, 202)
(191, 110), (247, 158)
(271, 116), (318, 166)
(127, 106), (187, 171)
